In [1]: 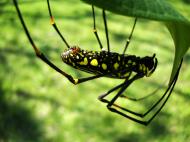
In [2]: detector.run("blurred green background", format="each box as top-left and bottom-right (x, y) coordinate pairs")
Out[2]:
(1, 0), (190, 141)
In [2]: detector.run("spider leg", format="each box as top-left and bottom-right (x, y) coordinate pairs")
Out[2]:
(108, 74), (143, 106)
(99, 74), (145, 117)
(120, 83), (161, 101)
(105, 60), (182, 125)
(123, 18), (137, 54)
(98, 80), (127, 103)
(47, 0), (70, 48)
(105, 74), (149, 124)
(143, 73), (178, 125)
(136, 59), (182, 119)
(92, 5), (103, 50)
(105, 75), (176, 125)
(13, 0), (106, 85)
(102, 9), (110, 53)
(98, 72), (132, 102)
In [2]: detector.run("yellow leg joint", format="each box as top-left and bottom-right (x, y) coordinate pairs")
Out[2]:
(74, 79), (79, 84)
(50, 17), (55, 25)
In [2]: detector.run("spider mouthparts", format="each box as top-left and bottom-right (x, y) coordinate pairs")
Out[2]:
(61, 50), (70, 58)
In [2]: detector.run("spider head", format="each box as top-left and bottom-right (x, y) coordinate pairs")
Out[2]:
(61, 46), (84, 67)
(61, 46), (81, 58)
(140, 54), (158, 77)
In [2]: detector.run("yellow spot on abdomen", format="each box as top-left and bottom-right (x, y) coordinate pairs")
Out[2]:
(118, 56), (121, 61)
(114, 62), (119, 70)
(117, 73), (121, 77)
(102, 63), (107, 70)
(128, 60), (132, 63)
(90, 59), (98, 66)
(79, 57), (88, 65)
(139, 64), (143, 70)
(142, 64), (146, 73)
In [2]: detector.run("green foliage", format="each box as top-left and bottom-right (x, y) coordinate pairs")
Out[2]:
(81, 0), (187, 22)
(81, 0), (190, 84)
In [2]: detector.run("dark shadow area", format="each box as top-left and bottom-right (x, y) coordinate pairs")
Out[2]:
(0, 0), (9, 14)
(183, 0), (190, 4)
(148, 113), (169, 136)
(0, 26), (46, 140)
(183, 53), (190, 64)
(0, 83), (45, 141)
(15, 89), (62, 108)
(0, 47), (35, 59)
(78, 112), (171, 142)
(116, 133), (140, 142)
(112, 112), (170, 142)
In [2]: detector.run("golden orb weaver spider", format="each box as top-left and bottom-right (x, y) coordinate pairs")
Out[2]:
(13, 0), (182, 125)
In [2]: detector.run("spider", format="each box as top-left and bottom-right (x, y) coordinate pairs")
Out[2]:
(13, 0), (182, 125)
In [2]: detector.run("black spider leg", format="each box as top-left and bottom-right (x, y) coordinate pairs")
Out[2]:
(99, 57), (158, 117)
(140, 64), (181, 125)
(120, 85), (161, 101)
(98, 73), (145, 117)
(102, 9), (110, 53)
(98, 74), (160, 103)
(47, 0), (70, 48)
(98, 60), (182, 125)
(13, 0), (106, 85)
(101, 60), (182, 125)
(92, 5), (103, 50)
(120, 57), (160, 101)
(98, 73), (159, 116)
(134, 59), (182, 119)
(123, 18), (137, 54)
